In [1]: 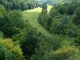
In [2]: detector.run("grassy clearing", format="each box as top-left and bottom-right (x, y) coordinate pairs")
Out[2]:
(23, 5), (52, 37)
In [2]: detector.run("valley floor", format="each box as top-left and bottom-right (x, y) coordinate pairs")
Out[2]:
(23, 6), (52, 37)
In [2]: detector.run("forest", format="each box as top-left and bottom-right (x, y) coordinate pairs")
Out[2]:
(0, 0), (80, 60)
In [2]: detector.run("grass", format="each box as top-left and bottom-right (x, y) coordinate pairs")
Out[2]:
(23, 5), (52, 37)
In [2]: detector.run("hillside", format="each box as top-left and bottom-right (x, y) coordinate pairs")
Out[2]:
(1, 0), (80, 60)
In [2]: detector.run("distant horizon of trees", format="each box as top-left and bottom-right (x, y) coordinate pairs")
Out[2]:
(0, 0), (40, 10)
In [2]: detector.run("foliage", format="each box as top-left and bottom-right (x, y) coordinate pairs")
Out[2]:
(0, 38), (23, 60)
(49, 7), (57, 18)
(74, 7), (80, 17)
(0, 9), (26, 37)
(0, 4), (6, 17)
(66, 29), (76, 37)
(38, 3), (52, 30)
(11, 28), (27, 42)
(57, 5), (67, 14)
(72, 7), (80, 25)
(53, 46), (80, 60)
(8, 10), (24, 28)
(21, 28), (40, 59)
(32, 39), (53, 60)
(49, 19), (59, 33)
(55, 22), (64, 34)
(32, 35), (76, 60)
(0, 0), (40, 10)
(66, 4), (77, 15)
(0, 45), (11, 60)
(1, 0), (80, 60)
(31, 33), (54, 60)
(0, 31), (4, 38)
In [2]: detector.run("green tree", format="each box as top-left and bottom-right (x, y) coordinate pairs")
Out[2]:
(55, 22), (64, 34)
(53, 46), (80, 60)
(66, 29), (76, 37)
(8, 10), (24, 28)
(49, 19), (60, 33)
(49, 7), (57, 18)
(0, 38), (23, 60)
(74, 7), (80, 18)
(12, 1), (21, 10)
(0, 45), (11, 60)
(32, 34), (54, 60)
(57, 5), (67, 14)
(0, 4), (6, 18)
(38, 3), (53, 30)
(72, 7), (80, 25)
(0, 10), (24, 37)
(67, 4), (77, 15)
(21, 28), (39, 59)
(0, 31), (4, 38)
(32, 40), (53, 60)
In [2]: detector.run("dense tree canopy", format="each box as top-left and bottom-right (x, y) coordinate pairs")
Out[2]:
(0, 0), (80, 60)
(37, 1), (80, 60)
(0, 0), (40, 10)
(0, 38), (23, 60)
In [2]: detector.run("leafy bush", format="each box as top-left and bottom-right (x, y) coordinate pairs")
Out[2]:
(66, 4), (77, 15)
(21, 28), (39, 59)
(0, 45), (11, 60)
(49, 7), (57, 18)
(74, 7), (80, 18)
(0, 38), (23, 60)
(66, 29), (76, 37)
(57, 5), (67, 14)
(53, 46), (80, 60)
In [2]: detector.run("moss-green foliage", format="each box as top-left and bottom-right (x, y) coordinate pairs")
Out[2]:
(72, 7), (80, 25)
(0, 38), (23, 60)
(32, 37), (53, 60)
(21, 28), (37, 59)
(0, 45), (11, 60)
(66, 4), (77, 15)
(49, 7), (57, 18)
(75, 7), (80, 18)
(38, 3), (52, 31)
(53, 46), (80, 60)
(21, 28), (43, 59)
(1, 0), (80, 60)
(57, 5), (67, 14)
(0, 4), (6, 17)
(0, 0), (40, 10)
(36, 1), (80, 60)
(8, 10), (24, 28)
(0, 6), (27, 38)
(32, 35), (77, 60)
(39, 1), (80, 39)
(53, 39), (79, 60)
(0, 31), (4, 38)
(0, 4), (28, 59)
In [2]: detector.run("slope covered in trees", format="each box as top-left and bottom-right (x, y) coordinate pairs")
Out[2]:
(0, 0), (80, 60)
(38, 0), (80, 38)
(37, 1), (80, 60)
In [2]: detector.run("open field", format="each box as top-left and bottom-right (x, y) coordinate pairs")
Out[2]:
(23, 5), (52, 37)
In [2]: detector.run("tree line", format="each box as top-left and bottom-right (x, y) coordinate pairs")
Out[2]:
(0, 0), (40, 10)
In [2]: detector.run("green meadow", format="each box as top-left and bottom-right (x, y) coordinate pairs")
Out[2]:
(23, 5), (52, 37)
